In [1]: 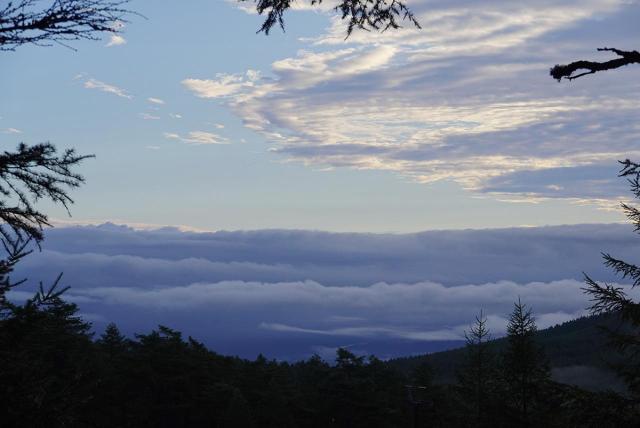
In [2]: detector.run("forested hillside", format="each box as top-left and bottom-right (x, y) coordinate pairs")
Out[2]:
(391, 313), (626, 391)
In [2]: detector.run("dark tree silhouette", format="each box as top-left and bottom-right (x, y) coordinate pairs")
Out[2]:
(502, 299), (550, 427)
(241, 0), (420, 37)
(0, 0), (136, 51)
(584, 159), (640, 397)
(0, 143), (92, 243)
(0, 144), (91, 310)
(0, 2), (122, 241)
(0, 276), (95, 427)
(0, 1), (97, 311)
(550, 48), (640, 81)
(457, 310), (498, 427)
(0, 235), (31, 310)
(0, 0), (109, 250)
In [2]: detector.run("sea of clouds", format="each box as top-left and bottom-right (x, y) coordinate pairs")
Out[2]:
(8, 222), (640, 360)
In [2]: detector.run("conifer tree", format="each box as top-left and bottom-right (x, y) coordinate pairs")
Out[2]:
(0, 0), (131, 304)
(457, 310), (497, 427)
(584, 159), (640, 397)
(502, 299), (550, 427)
(97, 322), (128, 359)
(0, 280), (95, 427)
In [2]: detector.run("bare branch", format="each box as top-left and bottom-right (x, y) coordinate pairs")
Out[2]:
(550, 47), (640, 81)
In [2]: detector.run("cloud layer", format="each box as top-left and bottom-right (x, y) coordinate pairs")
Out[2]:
(8, 222), (640, 360)
(191, 0), (640, 204)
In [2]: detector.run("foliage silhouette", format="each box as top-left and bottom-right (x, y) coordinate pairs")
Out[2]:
(0, 0), (101, 306)
(1, 292), (639, 427)
(457, 310), (499, 427)
(502, 299), (550, 427)
(0, 283), (95, 428)
(0, 0), (137, 51)
(584, 159), (640, 398)
(551, 48), (640, 81)
(240, 0), (420, 37)
(0, 143), (92, 243)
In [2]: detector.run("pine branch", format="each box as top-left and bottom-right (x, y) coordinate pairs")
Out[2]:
(0, 143), (93, 243)
(0, 235), (32, 312)
(242, 0), (420, 37)
(582, 273), (631, 315)
(29, 272), (69, 307)
(0, 0), (139, 51)
(603, 254), (640, 287)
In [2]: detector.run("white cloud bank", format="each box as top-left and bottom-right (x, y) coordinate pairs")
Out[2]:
(74, 278), (592, 337)
(8, 222), (640, 359)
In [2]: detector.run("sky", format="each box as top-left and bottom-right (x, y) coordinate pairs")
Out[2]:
(2, 0), (640, 360)
(2, 0), (640, 232)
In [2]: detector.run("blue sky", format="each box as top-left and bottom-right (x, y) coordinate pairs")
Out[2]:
(2, 0), (640, 232)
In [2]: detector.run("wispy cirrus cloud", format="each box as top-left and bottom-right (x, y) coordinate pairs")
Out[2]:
(190, 0), (640, 205)
(2, 127), (22, 134)
(147, 97), (165, 105)
(83, 77), (133, 99)
(164, 131), (228, 145)
(140, 113), (160, 120)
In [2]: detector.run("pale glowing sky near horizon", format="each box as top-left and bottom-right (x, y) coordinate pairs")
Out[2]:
(2, 0), (640, 234)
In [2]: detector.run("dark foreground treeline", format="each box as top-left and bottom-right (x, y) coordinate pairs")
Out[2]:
(1, 292), (638, 428)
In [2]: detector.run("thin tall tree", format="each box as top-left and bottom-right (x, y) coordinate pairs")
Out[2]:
(457, 310), (497, 427)
(502, 299), (550, 427)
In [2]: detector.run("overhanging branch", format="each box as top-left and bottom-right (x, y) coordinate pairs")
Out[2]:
(550, 48), (640, 81)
